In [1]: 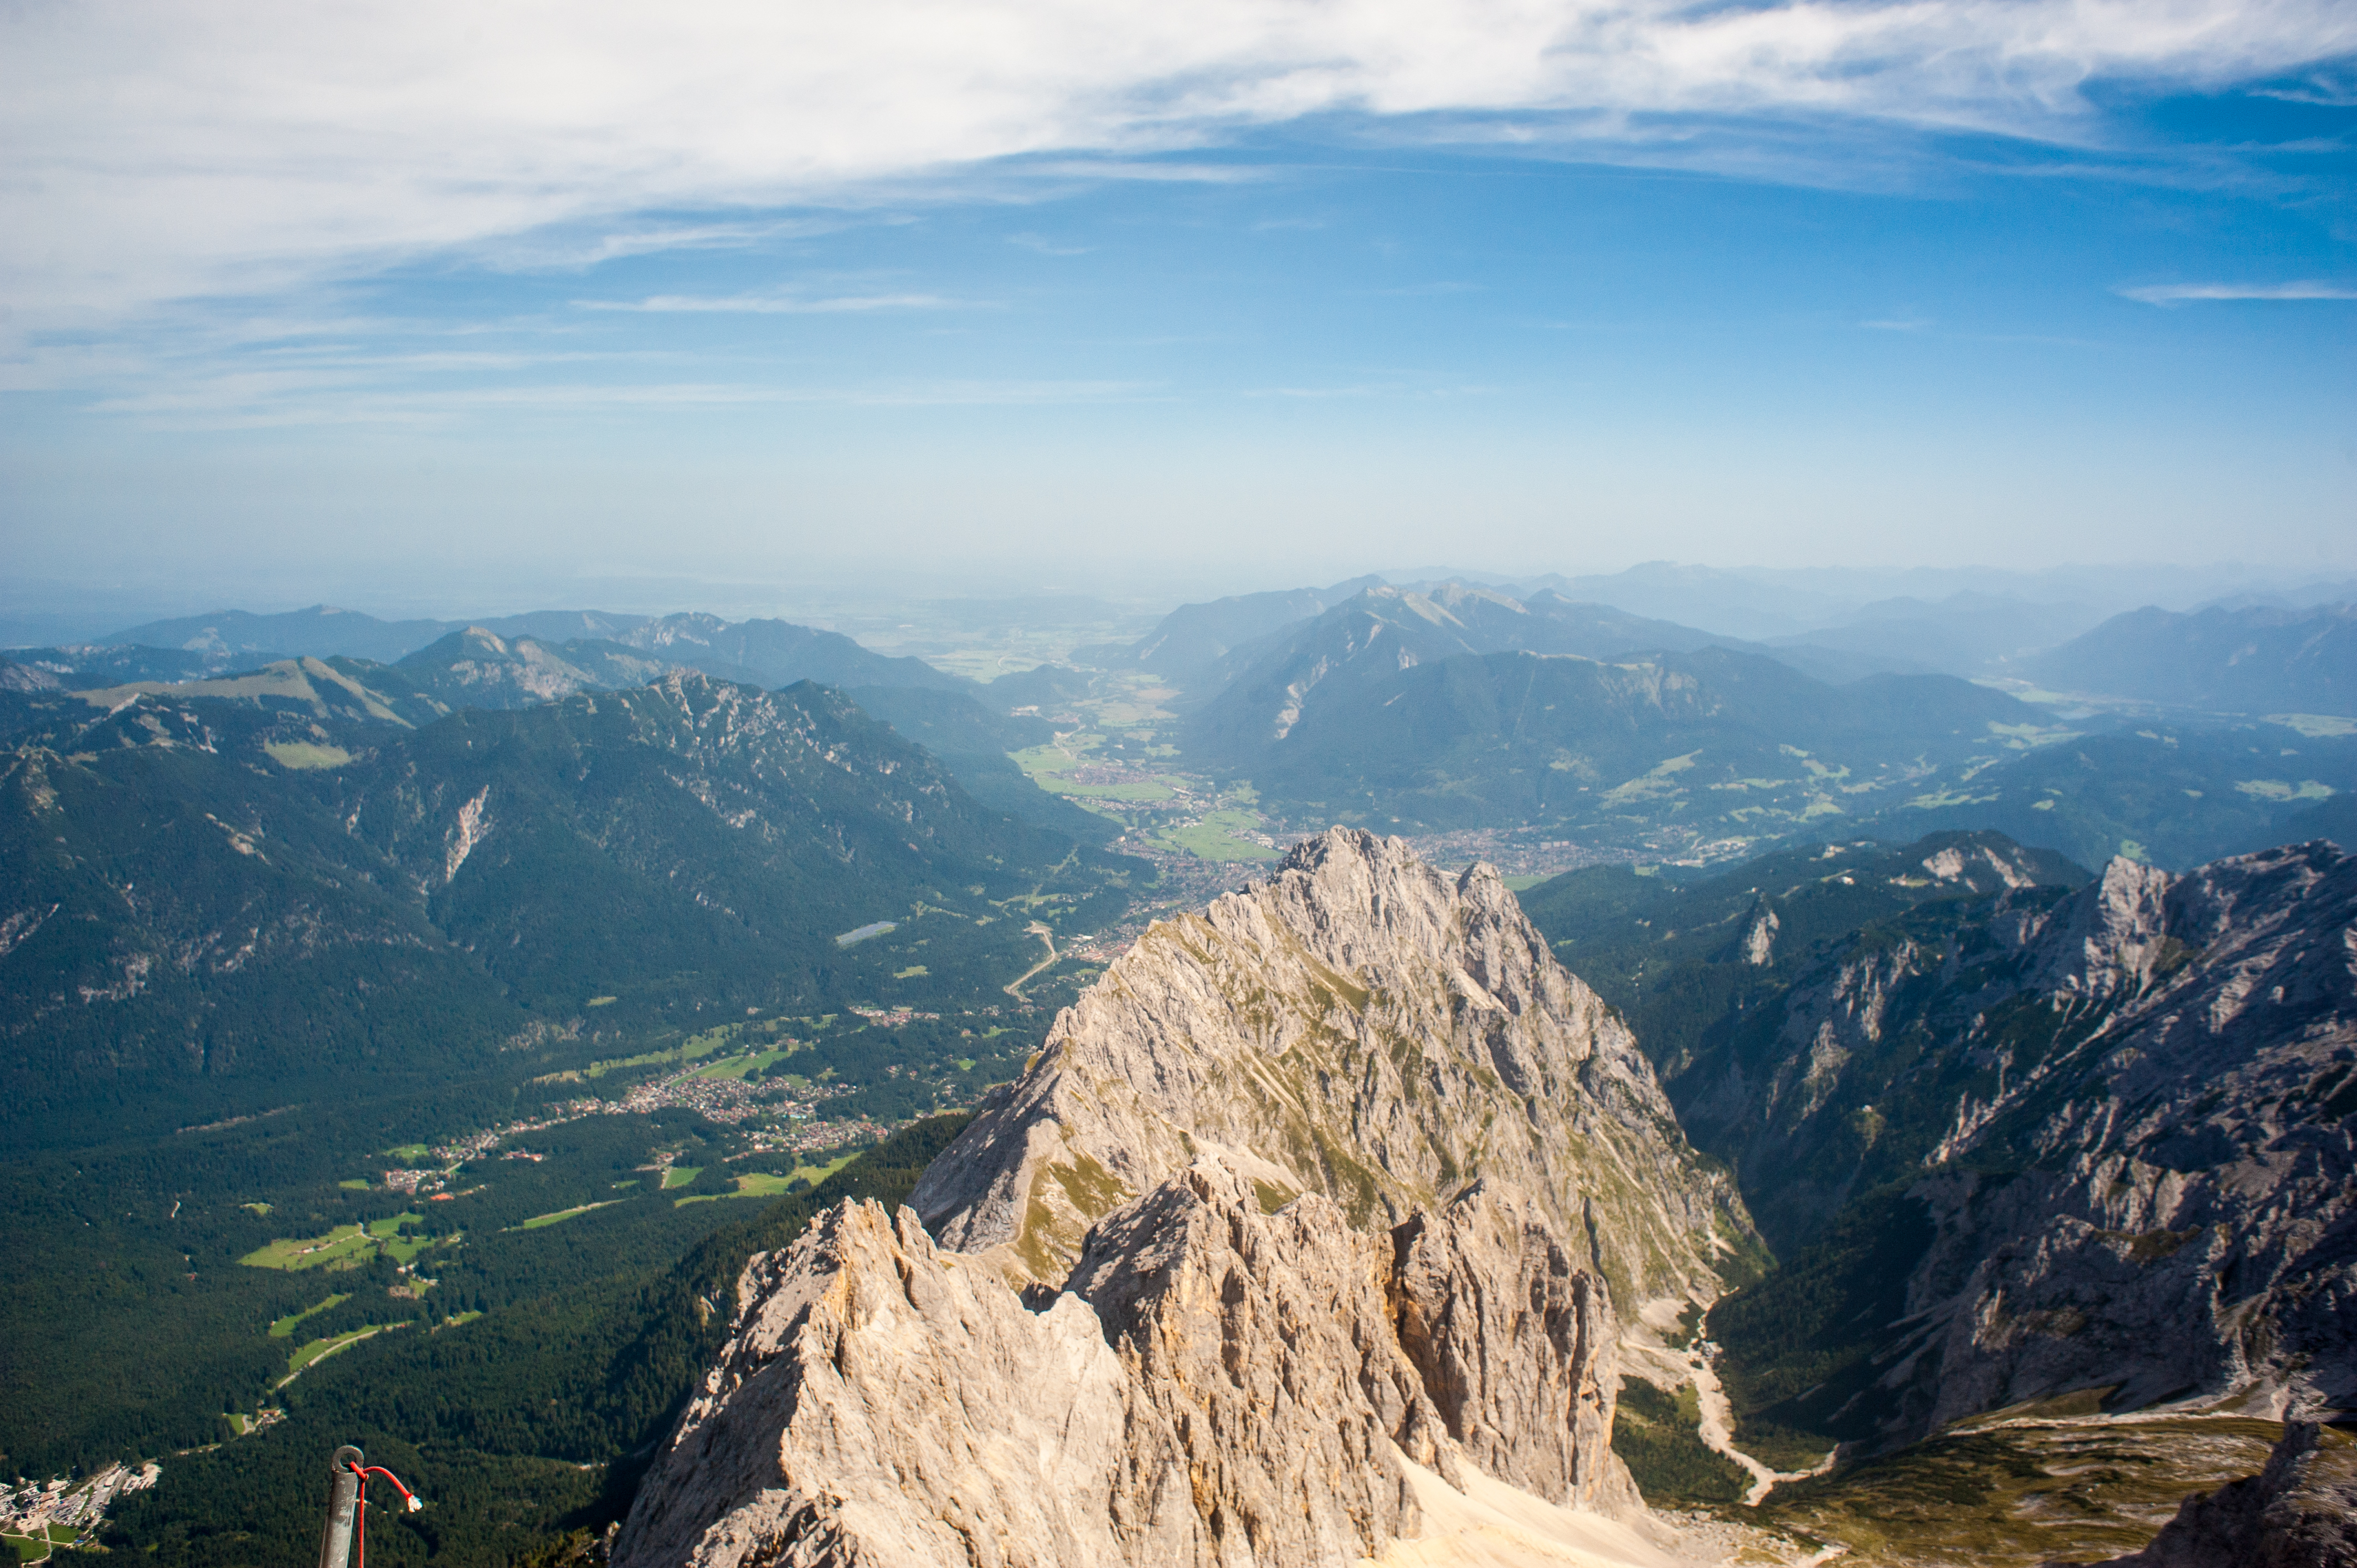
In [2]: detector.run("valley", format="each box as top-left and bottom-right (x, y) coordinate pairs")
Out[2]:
(4, 576), (2354, 1568)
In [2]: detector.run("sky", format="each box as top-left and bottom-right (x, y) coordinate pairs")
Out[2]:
(3, 0), (2354, 620)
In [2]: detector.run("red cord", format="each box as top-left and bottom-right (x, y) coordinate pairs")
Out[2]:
(346, 1461), (420, 1568)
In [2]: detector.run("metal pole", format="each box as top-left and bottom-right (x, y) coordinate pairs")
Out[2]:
(317, 1446), (364, 1568)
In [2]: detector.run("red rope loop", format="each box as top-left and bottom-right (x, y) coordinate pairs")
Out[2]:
(343, 1459), (421, 1568)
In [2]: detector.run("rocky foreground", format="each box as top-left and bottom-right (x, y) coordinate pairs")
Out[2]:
(2047, 1421), (2357, 1568)
(614, 829), (1742, 1567)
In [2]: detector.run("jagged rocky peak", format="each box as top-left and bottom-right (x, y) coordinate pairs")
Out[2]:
(912, 826), (1752, 1311)
(615, 829), (1732, 1566)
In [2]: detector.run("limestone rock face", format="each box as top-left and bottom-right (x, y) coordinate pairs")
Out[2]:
(1390, 1180), (1639, 1515)
(1059, 1162), (1431, 1562)
(2044, 1421), (2357, 1568)
(611, 1201), (1202, 1568)
(910, 827), (1750, 1312)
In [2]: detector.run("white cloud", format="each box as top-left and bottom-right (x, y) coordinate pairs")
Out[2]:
(2119, 280), (2357, 304)
(2, 0), (2351, 337)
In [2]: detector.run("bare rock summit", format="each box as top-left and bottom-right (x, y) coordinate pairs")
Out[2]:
(912, 826), (1752, 1311)
(616, 828), (1741, 1567)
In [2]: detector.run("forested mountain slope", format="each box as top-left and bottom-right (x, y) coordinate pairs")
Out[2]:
(1182, 582), (1756, 760)
(0, 672), (1127, 1143)
(1207, 637), (2045, 843)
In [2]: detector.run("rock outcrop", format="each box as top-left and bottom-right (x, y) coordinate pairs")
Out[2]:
(2044, 1421), (2357, 1568)
(912, 827), (1750, 1312)
(614, 1165), (1606, 1568)
(614, 1200), (1193, 1568)
(618, 830), (1739, 1566)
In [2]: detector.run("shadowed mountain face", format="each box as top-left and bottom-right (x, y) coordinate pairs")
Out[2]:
(1521, 829), (2094, 1250)
(1524, 833), (2357, 1461)
(0, 672), (1109, 1143)
(846, 684), (1119, 844)
(2028, 602), (2357, 716)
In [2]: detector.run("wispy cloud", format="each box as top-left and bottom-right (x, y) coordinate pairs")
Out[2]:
(2119, 280), (2357, 305)
(5, 0), (2353, 337)
(573, 292), (969, 314)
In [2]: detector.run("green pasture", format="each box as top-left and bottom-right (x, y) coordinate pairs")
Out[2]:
(280, 1323), (405, 1385)
(268, 1293), (351, 1339)
(696, 1048), (790, 1082)
(675, 1154), (858, 1206)
(1151, 809), (1279, 862)
(239, 1213), (427, 1271)
(577, 1023), (738, 1081)
(1008, 737), (1178, 802)
(514, 1200), (624, 1231)
(263, 742), (353, 771)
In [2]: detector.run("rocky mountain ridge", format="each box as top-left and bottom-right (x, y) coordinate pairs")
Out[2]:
(617, 829), (1740, 1566)
(1875, 841), (2357, 1437)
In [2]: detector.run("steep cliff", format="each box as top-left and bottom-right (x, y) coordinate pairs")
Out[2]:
(1705, 840), (2357, 1454)
(1884, 842), (2357, 1435)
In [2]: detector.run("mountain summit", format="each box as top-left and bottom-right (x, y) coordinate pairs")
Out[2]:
(913, 826), (1749, 1309)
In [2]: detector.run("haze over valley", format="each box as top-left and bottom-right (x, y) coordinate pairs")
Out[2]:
(6, 2), (2355, 1565)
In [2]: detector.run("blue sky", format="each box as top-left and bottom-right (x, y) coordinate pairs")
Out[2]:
(3, 2), (2353, 615)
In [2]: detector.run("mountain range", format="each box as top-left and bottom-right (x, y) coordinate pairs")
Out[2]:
(9, 572), (2357, 1567)
(1107, 573), (2357, 705)
(2026, 601), (2357, 716)
(33, 605), (966, 693)
(1059, 580), (2357, 869)
(0, 668), (1123, 1143)
(606, 825), (2357, 1566)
